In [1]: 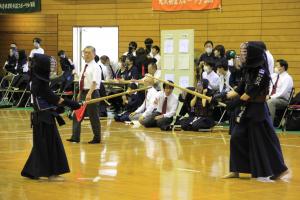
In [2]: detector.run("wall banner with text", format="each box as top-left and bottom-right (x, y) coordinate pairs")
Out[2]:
(152, 0), (221, 11)
(0, 0), (41, 13)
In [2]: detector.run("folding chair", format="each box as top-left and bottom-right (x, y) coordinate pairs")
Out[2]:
(0, 74), (17, 108)
(277, 88), (295, 130)
(280, 89), (300, 133)
(16, 84), (31, 107)
(1, 74), (16, 101)
(24, 95), (31, 107)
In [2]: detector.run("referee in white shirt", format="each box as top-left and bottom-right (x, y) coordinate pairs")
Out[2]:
(142, 80), (178, 131)
(67, 46), (102, 144)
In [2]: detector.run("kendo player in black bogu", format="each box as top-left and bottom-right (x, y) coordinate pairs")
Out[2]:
(220, 41), (288, 180)
(21, 54), (80, 181)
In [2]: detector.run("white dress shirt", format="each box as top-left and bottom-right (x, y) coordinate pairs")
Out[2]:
(219, 71), (231, 92)
(79, 60), (102, 90)
(153, 69), (161, 91)
(123, 51), (136, 57)
(22, 62), (29, 73)
(154, 91), (178, 118)
(266, 50), (274, 74)
(202, 70), (220, 91)
(142, 70), (161, 91)
(98, 63), (109, 80)
(153, 54), (161, 69)
(135, 87), (158, 117)
(29, 47), (44, 58)
(98, 62), (116, 80)
(269, 71), (293, 100)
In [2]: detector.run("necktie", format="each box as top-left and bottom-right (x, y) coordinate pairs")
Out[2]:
(142, 64), (145, 77)
(79, 64), (88, 91)
(162, 97), (168, 114)
(271, 74), (280, 95)
(223, 77), (227, 91)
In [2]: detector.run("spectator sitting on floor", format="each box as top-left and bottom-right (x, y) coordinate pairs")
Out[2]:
(180, 79), (215, 131)
(114, 83), (143, 122)
(141, 80), (178, 131)
(129, 76), (158, 123)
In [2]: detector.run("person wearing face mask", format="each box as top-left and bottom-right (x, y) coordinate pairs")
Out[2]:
(212, 60), (231, 123)
(115, 55), (127, 80)
(197, 41), (214, 73)
(123, 41), (137, 57)
(10, 42), (17, 49)
(202, 57), (220, 92)
(29, 38), (44, 59)
(221, 41), (288, 180)
(216, 60), (231, 93)
(180, 79), (215, 131)
(213, 45), (227, 71)
(267, 59), (293, 123)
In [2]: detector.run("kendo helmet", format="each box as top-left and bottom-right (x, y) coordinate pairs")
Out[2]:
(31, 54), (51, 82)
(243, 41), (266, 69)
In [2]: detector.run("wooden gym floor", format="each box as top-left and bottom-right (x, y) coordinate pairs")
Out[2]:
(0, 109), (299, 200)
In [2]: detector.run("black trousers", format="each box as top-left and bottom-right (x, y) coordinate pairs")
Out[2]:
(180, 116), (214, 131)
(21, 111), (70, 179)
(230, 114), (287, 178)
(142, 111), (173, 130)
(50, 72), (73, 92)
(11, 73), (30, 89)
(71, 90), (101, 141)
